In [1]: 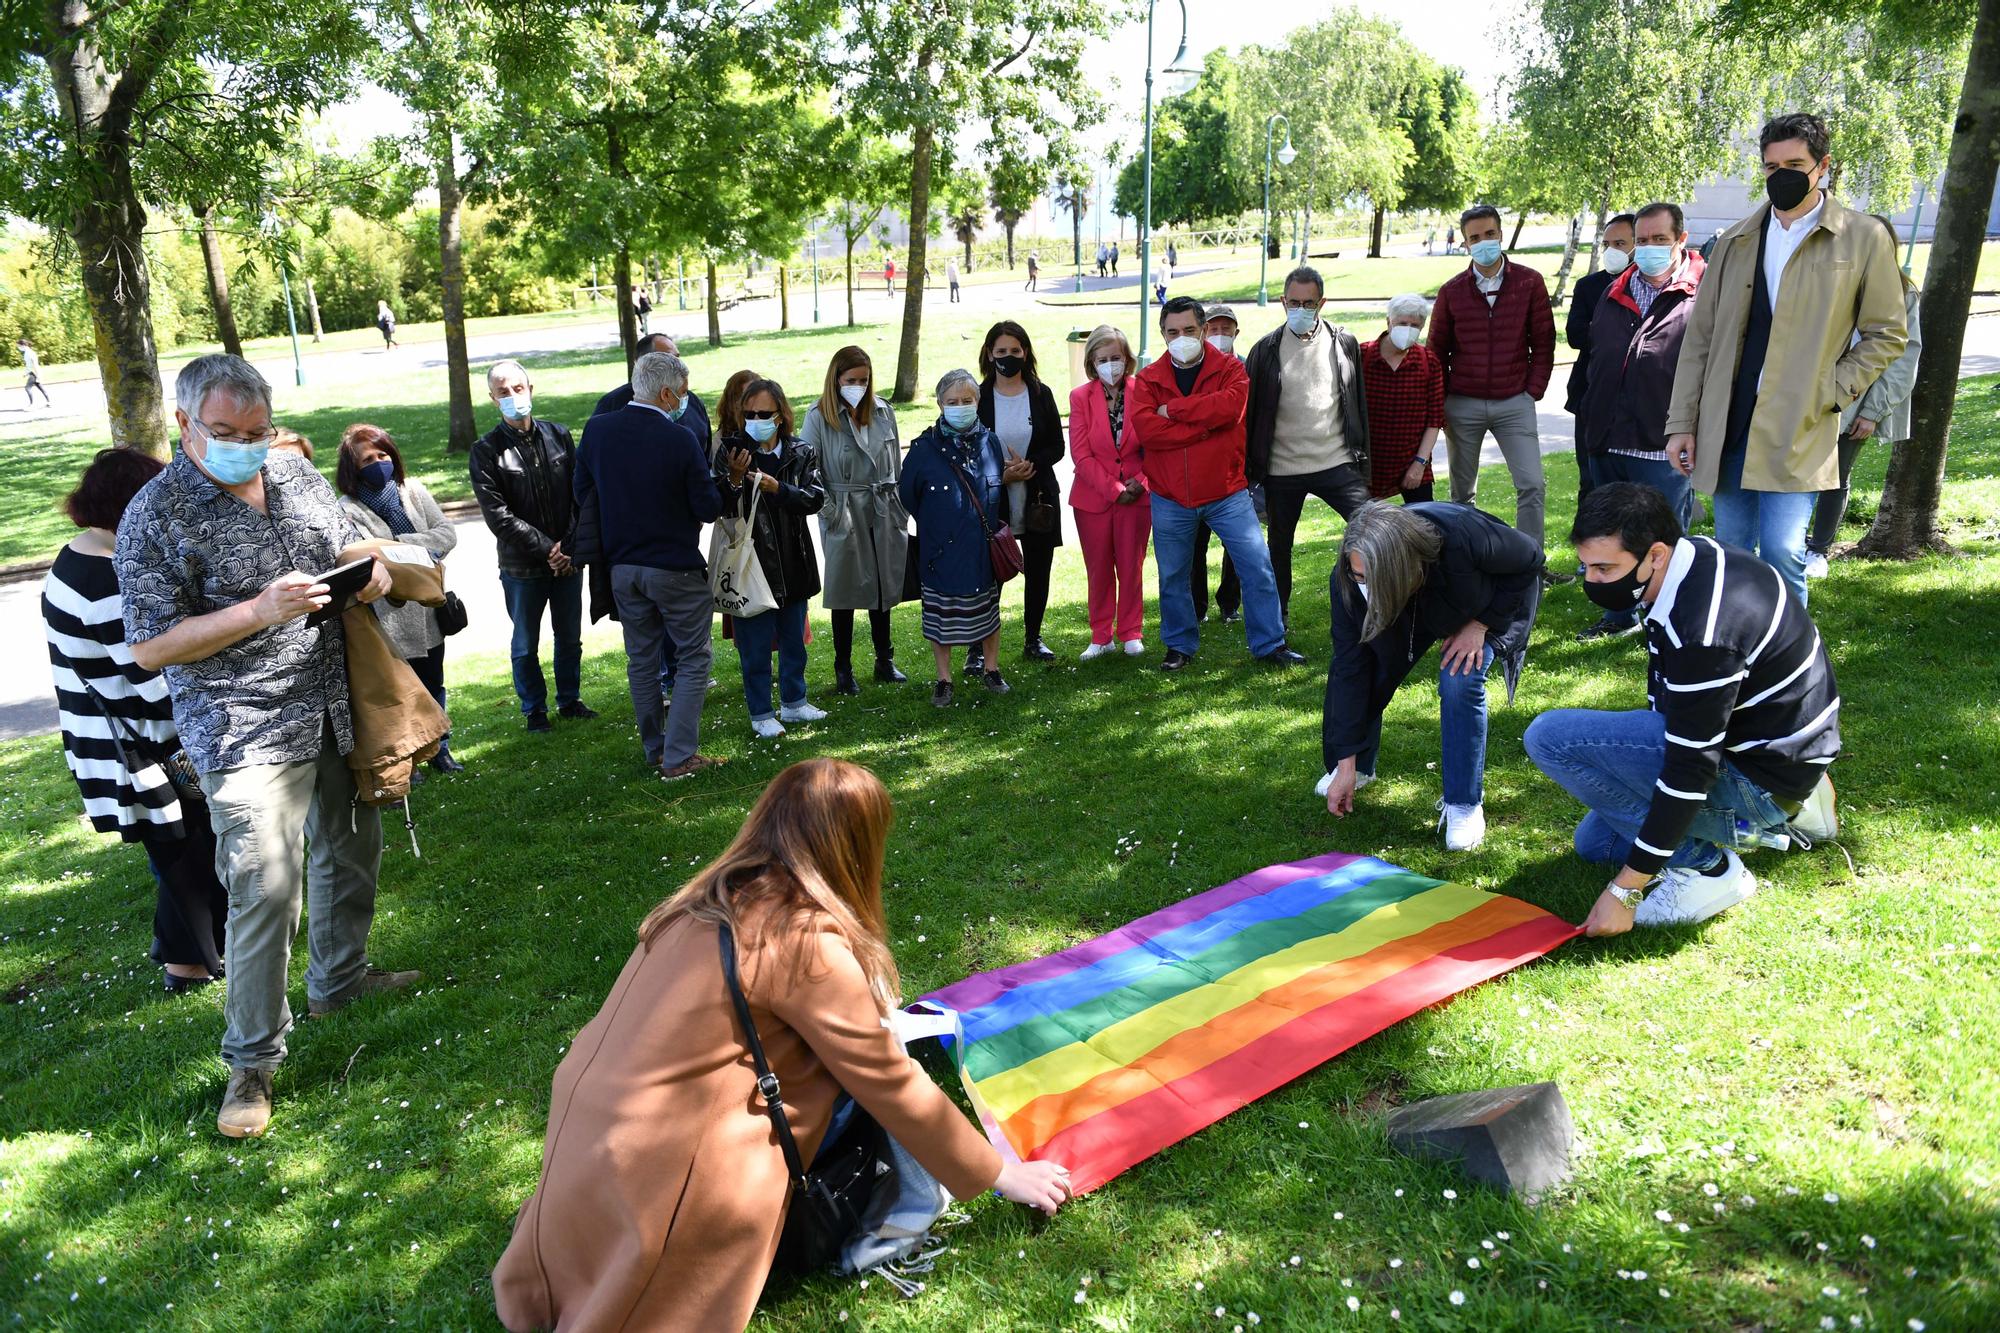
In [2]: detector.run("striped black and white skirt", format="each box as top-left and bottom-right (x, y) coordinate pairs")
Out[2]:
(920, 583), (1000, 646)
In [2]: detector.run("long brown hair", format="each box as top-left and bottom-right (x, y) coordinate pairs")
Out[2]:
(718, 368), (760, 436)
(819, 345), (875, 427)
(740, 377), (797, 440)
(638, 759), (901, 1011)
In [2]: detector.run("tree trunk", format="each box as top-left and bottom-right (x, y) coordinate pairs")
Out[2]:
(1584, 174), (1613, 277)
(844, 233), (857, 327)
(1858, 0), (2000, 559)
(1004, 220), (1016, 269)
(780, 264), (791, 330)
(892, 117), (935, 402)
(963, 231), (974, 269)
(429, 117), (477, 454)
(304, 275), (324, 342)
(1508, 212), (1528, 252)
(1550, 214), (1583, 307)
(706, 257), (722, 348)
(196, 206), (243, 357)
(1368, 203), (1385, 259)
(613, 242), (637, 370)
(43, 24), (168, 457)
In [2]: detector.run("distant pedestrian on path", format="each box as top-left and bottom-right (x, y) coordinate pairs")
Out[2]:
(1025, 251), (1040, 291)
(1110, 242), (1120, 275)
(1096, 242), (1109, 278)
(375, 300), (398, 349)
(947, 257), (962, 303)
(18, 337), (50, 407)
(1167, 240), (1179, 270)
(884, 257), (896, 296)
(634, 288), (652, 336)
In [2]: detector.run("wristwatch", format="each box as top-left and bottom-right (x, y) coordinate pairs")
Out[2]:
(1608, 877), (1660, 910)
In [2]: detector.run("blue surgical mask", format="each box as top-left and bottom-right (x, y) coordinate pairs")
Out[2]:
(941, 404), (979, 433)
(665, 394), (687, 421)
(498, 392), (532, 422)
(1284, 307), (1317, 337)
(359, 459), (395, 492)
(1633, 245), (1676, 278)
(744, 418), (778, 445)
(1469, 239), (1504, 268)
(192, 428), (268, 485)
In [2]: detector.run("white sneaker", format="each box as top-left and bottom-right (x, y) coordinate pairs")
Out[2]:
(779, 702), (828, 723)
(1634, 848), (1757, 927)
(1438, 801), (1486, 852)
(1122, 639), (1145, 656)
(1804, 551), (1831, 580)
(1789, 773), (1838, 843)
(750, 716), (786, 739)
(1314, 770), (1377, 798)
(1080, 642), (1115, 661)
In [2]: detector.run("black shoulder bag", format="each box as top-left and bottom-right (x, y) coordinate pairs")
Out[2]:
(717, 923), (886, 1274)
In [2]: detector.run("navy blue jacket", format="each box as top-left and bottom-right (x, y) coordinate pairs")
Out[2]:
(572, 403), (722, 572)
(897, 422), (1009, 598)
(594, 384), (712, 457)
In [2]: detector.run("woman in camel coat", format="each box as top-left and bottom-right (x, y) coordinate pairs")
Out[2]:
(493, 759), (1072, 1332)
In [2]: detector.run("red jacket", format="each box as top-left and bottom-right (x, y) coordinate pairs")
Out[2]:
(1428, 260), (1557, 402)
(1068, 379), (1148, 514)
(1125, 350), (1250, 508)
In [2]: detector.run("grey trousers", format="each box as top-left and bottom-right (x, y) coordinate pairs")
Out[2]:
(201, 724), (382, 1071)
(1444, 391), (1546, 547)
(613, 564), (715, 769)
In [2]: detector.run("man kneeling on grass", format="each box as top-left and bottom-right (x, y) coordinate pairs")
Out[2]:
(1524, 483), (1839, 935)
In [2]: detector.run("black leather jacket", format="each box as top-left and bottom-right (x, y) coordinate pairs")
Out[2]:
(469, 417), (578, 576)
(715, 432), (826, 608)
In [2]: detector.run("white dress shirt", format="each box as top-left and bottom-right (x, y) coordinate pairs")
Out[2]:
(1763, 191), (1826, 313)
(1474, 259), (1506, 307)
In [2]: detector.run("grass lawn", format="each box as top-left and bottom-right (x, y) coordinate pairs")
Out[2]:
(2, 368), (1997, 1329)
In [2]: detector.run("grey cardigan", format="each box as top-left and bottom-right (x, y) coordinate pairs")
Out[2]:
(1841, 286), (1922, 443)
(337, 478), (458, 658)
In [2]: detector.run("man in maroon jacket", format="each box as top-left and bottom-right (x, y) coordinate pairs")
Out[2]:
(1127, 296), (1306, 671)
(1429, 204), (1559, 559)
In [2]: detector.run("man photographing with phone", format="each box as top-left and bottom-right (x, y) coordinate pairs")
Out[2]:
(117, 353), (418, 1142)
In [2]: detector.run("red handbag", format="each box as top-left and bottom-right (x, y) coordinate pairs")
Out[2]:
(948, 460), (1023, 584)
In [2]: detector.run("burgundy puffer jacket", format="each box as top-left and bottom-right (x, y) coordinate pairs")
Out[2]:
(1428, 261), (1557, 402)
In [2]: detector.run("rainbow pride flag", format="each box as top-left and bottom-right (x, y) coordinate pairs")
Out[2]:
(916, 851), (1579, 1194)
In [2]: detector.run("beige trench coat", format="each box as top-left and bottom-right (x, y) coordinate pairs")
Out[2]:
(1664, 192), (1908, 493)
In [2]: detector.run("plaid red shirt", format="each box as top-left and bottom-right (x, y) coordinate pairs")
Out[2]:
(1361, 338), (1445, 497)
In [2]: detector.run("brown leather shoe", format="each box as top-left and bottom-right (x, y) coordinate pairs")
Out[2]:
(659, 754), (726, 781)
(308, 965), (421, 1018)
(217, 1067), (273, 1138)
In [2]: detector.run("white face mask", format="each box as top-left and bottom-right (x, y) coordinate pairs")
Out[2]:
(1388, 325), (1420, 351)
(1602, 247), (1632, 275)
(1166, 335), (1203, 366)
(1206, 333), (1235, 355)
(1095, 360), (1125, 385)
(839, 383), (868, 410)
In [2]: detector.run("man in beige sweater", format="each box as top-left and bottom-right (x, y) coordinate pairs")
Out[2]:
(1243, 267), (1372, 620)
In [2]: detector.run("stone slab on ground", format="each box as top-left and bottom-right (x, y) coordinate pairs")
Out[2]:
(1384, 1080), (1574, 1199)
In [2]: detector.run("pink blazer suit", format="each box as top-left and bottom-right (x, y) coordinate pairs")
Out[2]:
(1067, 379), (1148, 514)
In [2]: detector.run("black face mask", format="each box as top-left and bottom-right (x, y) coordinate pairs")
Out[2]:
(1765, 165), (1817, 212)
(991, 354), (1027, 380)
(1583, 555), (1653, 612)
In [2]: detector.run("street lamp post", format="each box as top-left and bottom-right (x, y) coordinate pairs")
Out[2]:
(1258, 113), (1297, 307)
(810, 225), (821, 324)
(1137, 0), (1200, 360)
(259, 210), (304, 386)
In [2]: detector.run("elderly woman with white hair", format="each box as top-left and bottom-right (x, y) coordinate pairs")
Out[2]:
(1068, 324), (1151, 658)
(897, 368), (1012, 706)
(1360, 293), (1446, 505)
(1319, 500), (1544, 853)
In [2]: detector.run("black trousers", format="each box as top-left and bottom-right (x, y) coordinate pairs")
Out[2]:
(1264, 464), (1371, 617)
(830, 608), (894, 668)
(1021, 536), (1056, 644)
(1190, 524), (1242, 620)
(408, 642), (452, 750)
(143, 818), (227, 973)
(1807, 432), (1873, 555)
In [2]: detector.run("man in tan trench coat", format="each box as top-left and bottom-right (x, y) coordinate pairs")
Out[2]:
(1664, 111), (1907, 607)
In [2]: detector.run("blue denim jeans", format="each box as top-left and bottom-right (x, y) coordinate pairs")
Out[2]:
(1341, 639), (1494, 806)
(733, 600), (809, 721)
(499, 570), (583, 714)
(1523, 706), (1791, 870)
(1150, 488), (1287, 657)
(1709, 443), (1816, 608)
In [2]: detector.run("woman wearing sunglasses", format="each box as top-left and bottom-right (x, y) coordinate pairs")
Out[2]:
(719, 379), (828, 738)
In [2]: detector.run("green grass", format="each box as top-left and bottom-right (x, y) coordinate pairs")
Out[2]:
(3, 375), (1998, 1329)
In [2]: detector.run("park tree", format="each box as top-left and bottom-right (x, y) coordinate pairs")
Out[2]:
(1, 0), (365, 454)
(1715, 0), (1991, 558)
(827, 132), (906, 327)
(1505, 0), (1758, 303)
(987, 134), (1044, 270)
(1382, 61), (1480, 256)
(1478, 121), (1576, 252)
(842, 0), (1110, 400)
(1113, 48), (1255, 232)
(938, 165), (989, 277)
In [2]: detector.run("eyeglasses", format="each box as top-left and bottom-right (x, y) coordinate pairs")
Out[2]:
(190, 417), (278, 449)
(1280, 299), (1320, 311)
(742, 409), (778, 421)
